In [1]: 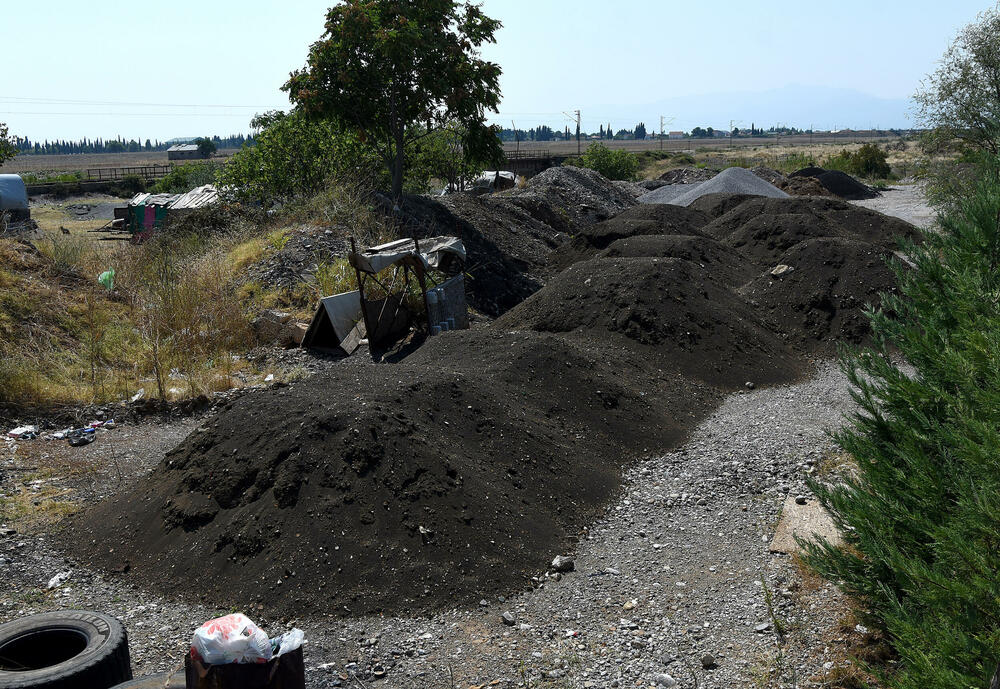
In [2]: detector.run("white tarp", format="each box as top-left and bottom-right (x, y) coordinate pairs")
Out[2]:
(350, 236), (466, 275)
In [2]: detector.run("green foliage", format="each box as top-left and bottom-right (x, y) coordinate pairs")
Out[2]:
(117, 174), (147, 196)
(823, 144), (891, 179)
(284, 0), (503, 200)
(914, 8), (1000, 156)
(150, 162), (221, 194)
(577, 143), (638, 181)
(804, 172), (1000, 689)
(194, 137), (217, 158)
(0, 123), (16, 165)
(406, 120), (504, 192)
(218, 110), (381, 205)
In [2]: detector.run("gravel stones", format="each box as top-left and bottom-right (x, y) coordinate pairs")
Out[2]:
(639, 168), (790, 207)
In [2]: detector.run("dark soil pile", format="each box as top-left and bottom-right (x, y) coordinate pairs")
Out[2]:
(789, 166), (826, 178)
(62, 188), (920, 621)
(685, 193), (759, 219)
(598, 235), (755, 288)
(390, 193), (566, 316)
(702, 196), (918, 266)
(779, 175), (834, 197)
(815, 170), (879, 200)
(788, 166), (878, 200)
(495, 256), (800, 388)
(547, 204), (709, 270)
(64, 329), (718, 617)
(739, 238), (900, 352)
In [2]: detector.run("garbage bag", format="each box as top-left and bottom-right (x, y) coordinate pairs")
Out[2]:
(191, 614), (272, 665)
(98, 269), (115, 291)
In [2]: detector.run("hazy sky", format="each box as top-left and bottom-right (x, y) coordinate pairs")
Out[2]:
(1, 0), (993, 142)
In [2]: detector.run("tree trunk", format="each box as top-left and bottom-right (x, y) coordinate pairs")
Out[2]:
(391, 134), (405, 207)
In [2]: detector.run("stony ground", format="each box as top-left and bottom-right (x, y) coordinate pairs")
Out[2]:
(1, 361), (865, 688)
(850, 183), (935, 230)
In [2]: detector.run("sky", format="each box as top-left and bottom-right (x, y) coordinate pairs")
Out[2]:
(1, 0), (994, 143)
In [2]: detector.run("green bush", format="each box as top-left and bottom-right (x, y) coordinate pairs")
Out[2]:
(150, 162), (221, 194)
(804, 173), (1000, 689)
(824, 144), (891, 179)
(576, 142), (638, 181)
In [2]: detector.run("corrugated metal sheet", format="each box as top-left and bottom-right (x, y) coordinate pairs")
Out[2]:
(167, 144), (199, 152)
(128, 192), (179, 208)
(171, 184), (219, 210)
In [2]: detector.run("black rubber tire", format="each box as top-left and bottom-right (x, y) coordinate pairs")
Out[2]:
(108, 670), (184, 689)
(0, 610), (132, 689)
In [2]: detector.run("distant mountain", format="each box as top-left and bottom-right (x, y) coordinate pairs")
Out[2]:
(587, 84), (912, 132)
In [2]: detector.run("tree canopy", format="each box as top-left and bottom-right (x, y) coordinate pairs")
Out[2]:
(914, 8), (1000, 155)
(283, 0), (503, 202)
(195, 137), (217, 158)
(0, 123), (17, 165)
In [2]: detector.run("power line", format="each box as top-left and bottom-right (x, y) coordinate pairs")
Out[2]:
(0, 96), (286, 109)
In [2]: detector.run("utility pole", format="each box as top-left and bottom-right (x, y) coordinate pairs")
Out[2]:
(563, 109), (581, 155)
(512, 120), (519, 155)
(659, 115), (674, 151)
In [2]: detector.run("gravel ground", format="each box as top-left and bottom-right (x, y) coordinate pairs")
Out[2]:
(1, 361), (860, 688)
(850, 183), (935, 229)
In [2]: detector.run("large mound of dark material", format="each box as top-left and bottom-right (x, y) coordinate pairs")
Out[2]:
(815, 170), (879, 200)
(740, 238), (900, 351)
(684, 193), (759, 219)
(547, 204), (709, 270)
(788, 166), (878, 200)
(702, 196), (917, 266)
(496, 257), (800, 388)
(392, 193), (565, 316)
(64, 330), (717, 617)
(598, 235), (755, 288)
(63, 190), (922, 621)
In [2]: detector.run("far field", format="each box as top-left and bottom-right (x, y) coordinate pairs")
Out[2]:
(0, 149), (239, 174)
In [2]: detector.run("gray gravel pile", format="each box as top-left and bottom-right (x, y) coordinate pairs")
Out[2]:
(508, 166), (637, 231)
(640, 168), (790, 207)
(1, 364), (858, 688)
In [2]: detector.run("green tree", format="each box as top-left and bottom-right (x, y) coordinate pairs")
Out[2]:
(218, 110), (381, 205)
(634, 122), (647, 140)
(914, 8), (1000, 155)
(577, 142), (637, 181)
(284, 0), (503, 203)
(194, 137), (217, 158)
(0, 123), (18, 165)
(804, 174), (1000, 689)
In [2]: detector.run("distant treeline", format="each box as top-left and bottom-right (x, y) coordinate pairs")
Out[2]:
(11, 134), (256, 156)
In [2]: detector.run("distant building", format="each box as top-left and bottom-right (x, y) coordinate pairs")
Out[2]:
(167, 144), (205, 161)
(668, 131), (684, 140)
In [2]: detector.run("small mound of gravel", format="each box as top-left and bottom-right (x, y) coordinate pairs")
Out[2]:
(640, 168), (789, 207)
(508, 166), (637, 231)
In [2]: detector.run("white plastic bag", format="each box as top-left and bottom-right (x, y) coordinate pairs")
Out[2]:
(270, 628), (305, 656)
(191, 613), (272, 665)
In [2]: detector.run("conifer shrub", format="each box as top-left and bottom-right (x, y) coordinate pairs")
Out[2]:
(804, 172), (1000, 688)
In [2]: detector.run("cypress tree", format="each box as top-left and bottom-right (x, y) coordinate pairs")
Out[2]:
(805, 160), (1000, 689)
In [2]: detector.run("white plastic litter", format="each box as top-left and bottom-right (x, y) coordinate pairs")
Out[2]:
(271, 628), (305, 656)
(191, 614), (273, 665)
(7, 425), (37, 439)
